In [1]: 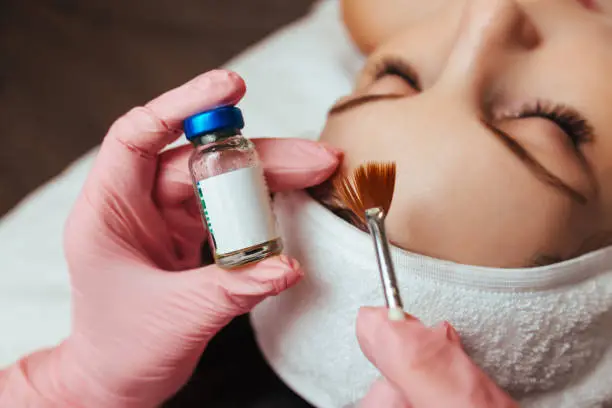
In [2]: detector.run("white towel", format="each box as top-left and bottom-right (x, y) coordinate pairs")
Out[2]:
(252, 191), (612, 408)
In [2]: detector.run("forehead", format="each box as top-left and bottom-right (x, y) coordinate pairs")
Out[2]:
(363, 4), (612, 177)
(495, 20), (612, 128)
(535, 22), (612, 188)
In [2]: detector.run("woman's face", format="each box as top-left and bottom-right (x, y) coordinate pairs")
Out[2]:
(320, 0), (612, 267)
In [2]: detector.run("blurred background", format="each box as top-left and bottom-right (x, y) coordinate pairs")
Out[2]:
(0, 0), (315, 216)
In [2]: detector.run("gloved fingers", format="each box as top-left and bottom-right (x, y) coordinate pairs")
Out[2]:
(356, 307), (437, 383)
(154, 144), (200, 209)
(153, 138), (341, 211)
(253, 138), (342, 192)
(91, 70), (245, 195)
(108, 69), (244, 159)
(356, 307), (518, 408)
(150, 137), (340, 269)
(160, 255), (302, 340)
(360, 378), (411, 408)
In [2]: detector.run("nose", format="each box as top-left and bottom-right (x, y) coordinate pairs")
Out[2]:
(437, 0), (538, 101)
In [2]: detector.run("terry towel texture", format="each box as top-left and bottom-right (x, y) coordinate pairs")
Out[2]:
(252, 191), (612, 408)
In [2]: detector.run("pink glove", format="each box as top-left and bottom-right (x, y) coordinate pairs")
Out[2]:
(0, 70), (340, 407)
(357, 307), (519, 408)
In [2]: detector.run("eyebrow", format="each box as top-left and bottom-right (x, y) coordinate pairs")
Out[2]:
(328, 94), (405, 115)
(328, 92), (588, 205)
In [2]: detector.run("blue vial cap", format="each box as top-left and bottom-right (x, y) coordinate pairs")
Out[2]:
(183, 106), (245, 141)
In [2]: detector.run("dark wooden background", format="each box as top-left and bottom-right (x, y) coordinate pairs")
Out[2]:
(0, 0), (315, 216)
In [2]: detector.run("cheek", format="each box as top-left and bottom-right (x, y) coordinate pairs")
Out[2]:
(500, 119), (592, 197)
(319, 114), (397, 172)
(384, 138), (576, 268)
(320, 107), (580, 267)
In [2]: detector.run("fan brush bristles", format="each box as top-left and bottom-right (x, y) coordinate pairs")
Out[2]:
(333, 161), (397, 224)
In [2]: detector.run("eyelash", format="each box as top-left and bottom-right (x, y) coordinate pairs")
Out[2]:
(513, 101), (593, 148)
(371, 58), (593, 149)
(372, 57), (421, 91)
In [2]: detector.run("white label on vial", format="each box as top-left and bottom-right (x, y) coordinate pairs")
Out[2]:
(196, 166), (279, 255)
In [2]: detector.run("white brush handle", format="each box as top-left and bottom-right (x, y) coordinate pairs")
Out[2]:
(388, 307), (406, 321)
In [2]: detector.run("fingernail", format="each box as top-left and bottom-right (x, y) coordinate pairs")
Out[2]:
(445, 321), (461, 343)
(189, 71), (213, 87)
(405, 313), (418, 321)
(190, 69), (241, 93)
(318, 142), (344, 157)
(279, 255), (301, 272)
(436, 321), (459, 342)
(382, 305), (418, 323)
(295, 140), (340, 163)
(199, 69), (231, 82)
(387, 308), (406, 321)
(226, 70), (242, 81)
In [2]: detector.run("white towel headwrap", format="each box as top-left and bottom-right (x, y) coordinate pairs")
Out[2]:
(252, 191), (612, 408)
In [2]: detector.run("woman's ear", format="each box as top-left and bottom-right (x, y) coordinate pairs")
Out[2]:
(342, 0), (409, 54)
(340, 0), (451, 54)
(341, 0), (378, 54)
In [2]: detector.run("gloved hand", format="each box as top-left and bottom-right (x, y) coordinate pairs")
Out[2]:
(357, 307), (519, 408)
(0, 70), (340, 408)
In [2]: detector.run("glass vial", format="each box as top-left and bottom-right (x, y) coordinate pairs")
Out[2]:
(183, 106), (282, 269)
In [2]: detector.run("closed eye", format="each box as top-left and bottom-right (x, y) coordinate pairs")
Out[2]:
(370, 56), (422, 92)
(514, 101), (593, 150)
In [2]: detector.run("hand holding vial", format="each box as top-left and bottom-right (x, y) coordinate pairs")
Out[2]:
(0, 70), (340, 407)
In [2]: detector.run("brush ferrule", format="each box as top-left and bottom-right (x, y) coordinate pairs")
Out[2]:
(365, 207), (404, 312)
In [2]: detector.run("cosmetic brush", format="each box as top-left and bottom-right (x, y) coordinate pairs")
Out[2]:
(334, 162), (405, 321)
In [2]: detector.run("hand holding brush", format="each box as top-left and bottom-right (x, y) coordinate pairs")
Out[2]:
(357, 307), (518, 408)
(333, 162), (517, 407)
